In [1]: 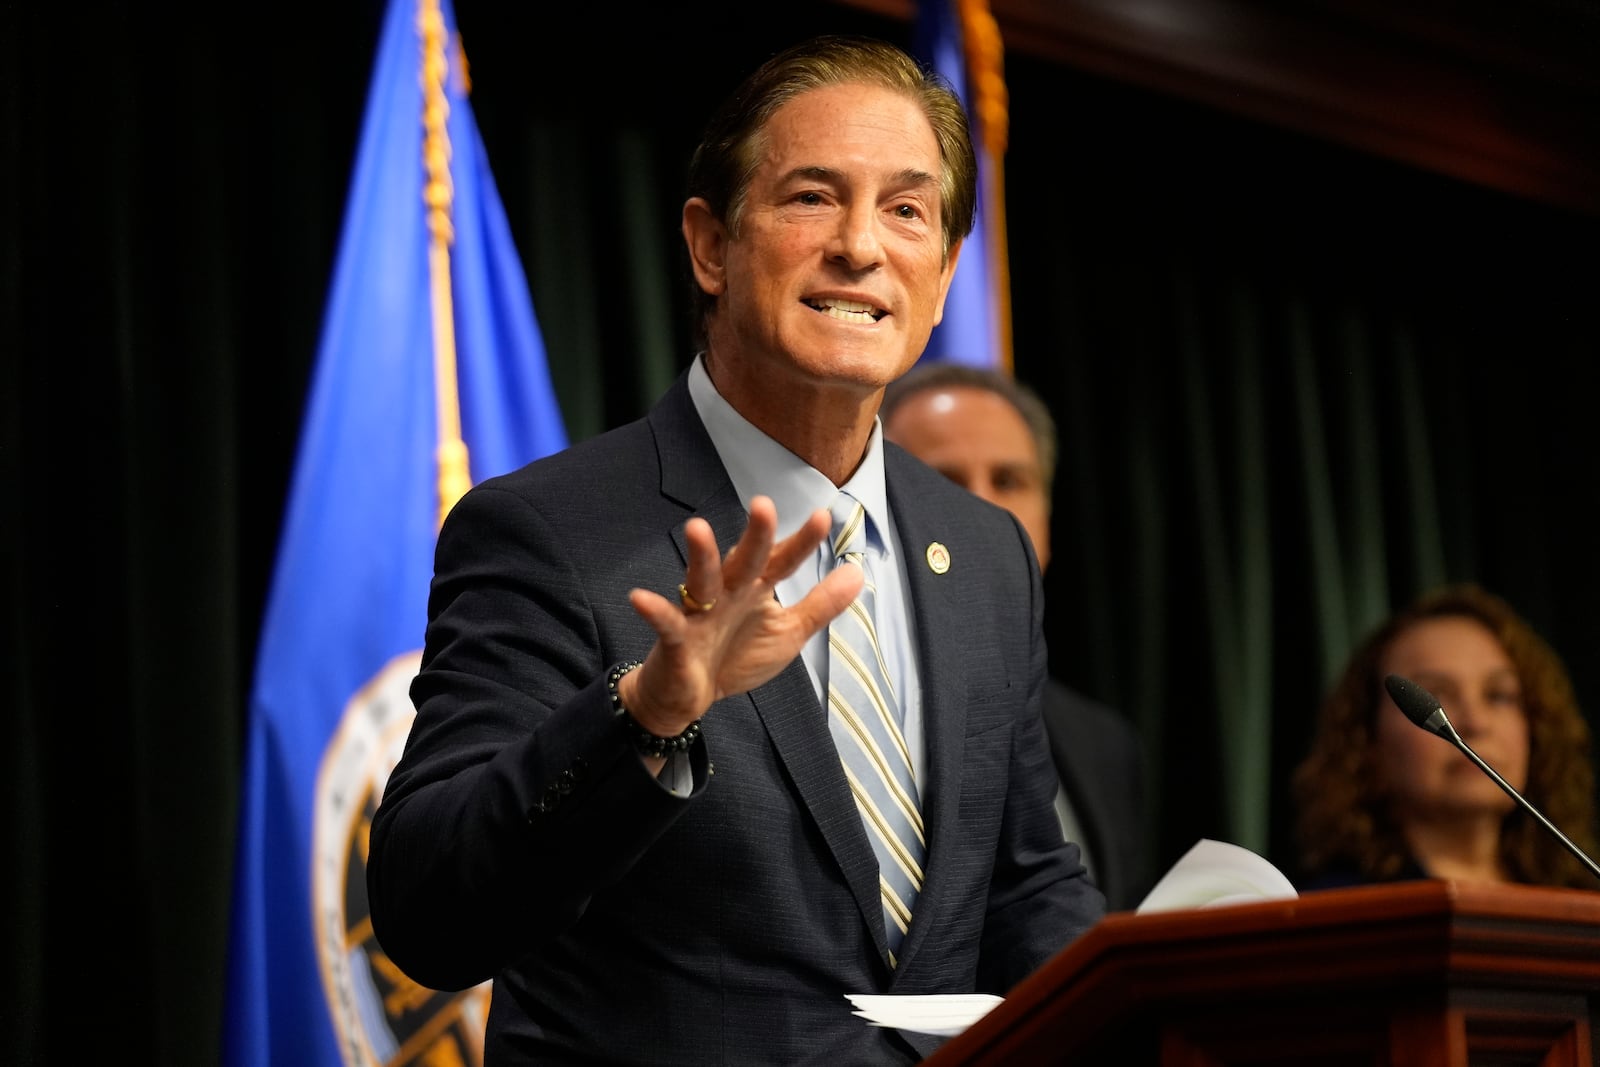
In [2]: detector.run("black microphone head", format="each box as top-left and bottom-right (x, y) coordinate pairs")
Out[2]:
(1383, 674), (1450, 736)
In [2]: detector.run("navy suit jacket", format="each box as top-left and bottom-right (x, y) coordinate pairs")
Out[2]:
(1040, 679), (1151, 911)
(368, 374), (1105, 1065)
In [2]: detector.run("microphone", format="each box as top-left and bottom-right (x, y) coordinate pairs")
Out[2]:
(1383, 673), (1600, 883)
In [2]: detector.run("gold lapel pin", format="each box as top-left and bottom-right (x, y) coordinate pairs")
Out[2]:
(925, 542), (950, 574)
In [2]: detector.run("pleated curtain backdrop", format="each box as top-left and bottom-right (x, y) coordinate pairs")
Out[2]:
(6, 3), (1599, 1065)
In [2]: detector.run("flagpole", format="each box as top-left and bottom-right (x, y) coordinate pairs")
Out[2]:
(419, 0), (473, 526)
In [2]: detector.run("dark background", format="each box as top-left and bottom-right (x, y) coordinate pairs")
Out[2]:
(6, 0), (1599, 1062)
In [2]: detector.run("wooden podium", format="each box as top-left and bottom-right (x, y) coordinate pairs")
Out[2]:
(924, 881), (1600, 1066)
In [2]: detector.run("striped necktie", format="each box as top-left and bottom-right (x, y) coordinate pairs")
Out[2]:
(825, 493), (924, 965)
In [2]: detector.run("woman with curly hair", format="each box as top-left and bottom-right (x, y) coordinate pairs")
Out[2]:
(1292, 582), (1599, 890)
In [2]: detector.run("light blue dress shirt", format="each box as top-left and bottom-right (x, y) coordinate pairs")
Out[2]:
(687, 356), (928, 789)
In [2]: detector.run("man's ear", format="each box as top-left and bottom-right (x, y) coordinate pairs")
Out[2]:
(682, 197), (728, 296)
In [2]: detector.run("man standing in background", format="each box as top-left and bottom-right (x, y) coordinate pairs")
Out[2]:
(883, 362), (1151, 910)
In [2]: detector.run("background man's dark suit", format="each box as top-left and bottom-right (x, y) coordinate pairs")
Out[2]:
(369, 375), (1104, 1065)
(1040, 680), (1150, 911)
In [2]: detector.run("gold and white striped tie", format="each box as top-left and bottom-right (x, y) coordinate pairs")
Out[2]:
(825, 493), (924, 965)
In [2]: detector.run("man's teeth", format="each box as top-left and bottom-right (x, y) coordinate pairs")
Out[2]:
(812, 298), (879, 322)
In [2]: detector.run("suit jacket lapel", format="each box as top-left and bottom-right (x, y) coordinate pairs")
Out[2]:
(753, 660), (889, 959)
(883, 451), (971, 971)
(652, 374), (736, 521)
(650, 374), (889, 958)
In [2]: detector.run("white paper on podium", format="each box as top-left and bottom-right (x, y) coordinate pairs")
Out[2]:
(1135, 837), (1299, 914)
(845, 992), (1004, 1037)
(846, 840), (1296, 1037)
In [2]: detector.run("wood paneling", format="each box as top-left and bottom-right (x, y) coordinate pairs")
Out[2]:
(833, 0), (1600, 215)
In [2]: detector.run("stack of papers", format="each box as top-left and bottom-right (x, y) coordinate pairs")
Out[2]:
(845, 992), (1003, 1036)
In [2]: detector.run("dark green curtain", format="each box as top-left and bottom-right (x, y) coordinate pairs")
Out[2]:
(6, 5), (375, 1063)
(1006, 68), (1600, 870)
(6, 3), (1597, 1065)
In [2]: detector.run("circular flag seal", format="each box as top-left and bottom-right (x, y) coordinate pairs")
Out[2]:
(313, 650), (491, 1066)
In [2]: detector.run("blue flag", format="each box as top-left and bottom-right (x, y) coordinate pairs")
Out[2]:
(221, 0), (565, 1063)
(915, 0), (1009, 370)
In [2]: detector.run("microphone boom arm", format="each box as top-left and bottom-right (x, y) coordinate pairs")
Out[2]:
(1384, 673), (1600, 884)
(1438, 720), (1600, 883)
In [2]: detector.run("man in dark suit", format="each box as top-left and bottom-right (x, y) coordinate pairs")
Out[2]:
(882, 363), (1151, 911)
(366, 35), (1103, 1066)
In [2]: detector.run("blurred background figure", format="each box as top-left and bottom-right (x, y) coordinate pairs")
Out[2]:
(1292, 582), (1600, 891)
(882, 362), (1152, 910)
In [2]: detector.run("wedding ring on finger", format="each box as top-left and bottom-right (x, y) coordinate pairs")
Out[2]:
(678, 583), (717, 614)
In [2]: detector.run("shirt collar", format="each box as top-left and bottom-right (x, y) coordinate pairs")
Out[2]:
(687, 354), (890, 553)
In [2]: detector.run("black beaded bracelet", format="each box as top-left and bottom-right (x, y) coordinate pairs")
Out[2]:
(607, 660), (703, 758)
